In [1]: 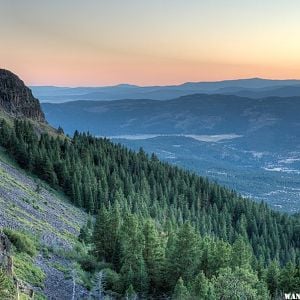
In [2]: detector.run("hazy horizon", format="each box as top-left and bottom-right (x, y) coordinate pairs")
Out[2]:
(1, 0), (300, 86)
(26, 77), (300, 88)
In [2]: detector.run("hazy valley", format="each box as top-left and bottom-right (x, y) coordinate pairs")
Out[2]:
(41, 93), (300, 213)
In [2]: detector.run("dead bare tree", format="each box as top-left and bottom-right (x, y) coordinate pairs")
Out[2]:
(92, 271), (106, 300)
(71, 268), (77, 300)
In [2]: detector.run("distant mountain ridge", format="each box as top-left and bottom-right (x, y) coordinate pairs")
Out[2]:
(222, 85), (300, 98)
(31, 77), (300, 103)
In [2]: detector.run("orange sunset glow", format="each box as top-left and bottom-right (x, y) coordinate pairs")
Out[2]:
(1, 0), (300, 86)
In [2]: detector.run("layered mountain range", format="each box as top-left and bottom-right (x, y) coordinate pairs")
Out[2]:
(31, 78), (300, 103)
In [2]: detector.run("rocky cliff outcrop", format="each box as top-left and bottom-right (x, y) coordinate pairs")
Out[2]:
(0, 69), (45, 122)
(0, 232), (12, 275)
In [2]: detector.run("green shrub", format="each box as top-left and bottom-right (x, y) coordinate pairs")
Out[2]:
(51, 263), (68, 274)
(0, 268), (16, 299)
(32, 204), (40, 210)
(77, 268), (93, 290)
(41, 246), (51, 259)
(4, 229), (37, 256)
(14, 253), (45, 288)
(102, 268), (122, 294)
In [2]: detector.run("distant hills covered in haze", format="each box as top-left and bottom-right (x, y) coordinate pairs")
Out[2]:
(41, 91), (300, 213)
(42, 94), (300, 151)
(31, 77), (300, 103)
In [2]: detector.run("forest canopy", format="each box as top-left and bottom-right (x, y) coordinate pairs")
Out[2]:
(0, 119), (299, 298)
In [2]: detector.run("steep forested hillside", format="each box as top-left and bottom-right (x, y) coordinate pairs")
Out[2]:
(0, 118), (299, 299)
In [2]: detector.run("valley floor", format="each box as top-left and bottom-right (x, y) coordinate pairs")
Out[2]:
(111, 135), (300, 213)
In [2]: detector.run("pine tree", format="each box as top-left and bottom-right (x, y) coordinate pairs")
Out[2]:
(120, 214), (149, 294)
(143, 219), (165, 292)
(191, 271), (210, 299)
(172, 277), (190, 300)
(231, 235), (252, 269)
(213, 267), (259, 300)
(167, 223), (201, 288)
(93, 206), (110, 261)
(125, 284), (137, 300)
(280, 262), (300, 293)
(266, 261), (280, 297)
(57, 126), (64, 135)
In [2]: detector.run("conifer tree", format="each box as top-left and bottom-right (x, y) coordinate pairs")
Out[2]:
(125, 284), (137, 300)
(266, 261), (280, 298)
(143, 219), (165, 292)
(167, 223), (201, 288)
(172, 277), (190, 300)
(191, 271), (210, 299)
(231, 235), (252, 269)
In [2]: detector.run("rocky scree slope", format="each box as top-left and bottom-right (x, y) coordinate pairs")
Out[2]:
(0, 150), (89, 299)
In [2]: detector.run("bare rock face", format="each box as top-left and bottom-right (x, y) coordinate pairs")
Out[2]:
(0, 69), (45, 122)
(0, 232), (12, 275)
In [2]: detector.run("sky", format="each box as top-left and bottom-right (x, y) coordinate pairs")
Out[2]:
(1, 0), (300, 86)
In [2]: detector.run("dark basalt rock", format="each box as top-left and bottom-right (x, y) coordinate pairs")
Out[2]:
(0, 69), (45, 122)
(0, 232), (13, 276)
